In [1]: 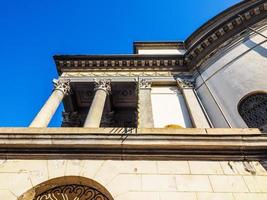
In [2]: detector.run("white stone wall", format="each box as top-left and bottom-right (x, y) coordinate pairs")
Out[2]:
(1, 160), (267, 200)
(137, 49), (186, 55)
(151, 86), (192, 128)
(195, 27), (267, 128)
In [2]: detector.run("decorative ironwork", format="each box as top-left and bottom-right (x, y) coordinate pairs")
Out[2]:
(238, 93), (267, 129)
(35, 184), (110, 200)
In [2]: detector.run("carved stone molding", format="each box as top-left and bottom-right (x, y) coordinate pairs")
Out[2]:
(61, 111), (81, 127)
(54, 55), (185, 72)
(176, 78), (195, 89)
(94, 79), (111, 94)
(185, 1), (267, 68)
(53, 79), (71, 95)
(34, 184), (110, 200)
(139, 79), (152, 89)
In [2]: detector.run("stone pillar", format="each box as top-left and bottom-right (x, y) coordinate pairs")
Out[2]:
(30, 79), (70, 127)
(138, 79), (154, 128)
(84, 79), (111, 128)
(177, 78), (211, 128)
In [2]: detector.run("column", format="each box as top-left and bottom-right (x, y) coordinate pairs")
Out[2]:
(177, 78), (211, 128)
(84, 79), (111, 128)
(30, 79), (70, 127)
(138, 79), (154, 128)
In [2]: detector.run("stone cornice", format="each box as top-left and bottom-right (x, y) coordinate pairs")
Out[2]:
(185, 0), (267, 69)
(54, 54), (186, 74)
(54, 0), (267, 74)
(0, 128), (266, 160)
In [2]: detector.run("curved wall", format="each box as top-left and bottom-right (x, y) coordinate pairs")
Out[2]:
(195, 25), (267, 128)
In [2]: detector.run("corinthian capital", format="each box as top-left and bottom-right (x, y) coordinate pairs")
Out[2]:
(53, 79), (71, 95)
(94, 79), (111, 94)
(139, 79), (152, 89)
(177, 78), (195, 89)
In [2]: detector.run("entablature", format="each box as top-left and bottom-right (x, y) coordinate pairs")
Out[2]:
(54, 54), (186, 75)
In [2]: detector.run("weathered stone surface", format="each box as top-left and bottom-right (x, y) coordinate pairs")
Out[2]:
(160, 192), (197, 200)
(0, 190), (17, 200)
(233, 193), (267, 200)
(209, 175), (249, 192)
(197, 192), (234, 200)
(175, 175), (212, 192)
(157, 161), (190, 174)
(142, 175), (177, 191)
(189, 161), (223, 174)
(243, 176), (267, 192)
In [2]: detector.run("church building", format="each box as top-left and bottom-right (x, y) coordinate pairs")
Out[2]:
(0, 0), (267, 199)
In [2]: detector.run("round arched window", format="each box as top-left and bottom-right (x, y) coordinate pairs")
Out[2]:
(238, 92), (267, 131)
(18, 176), (114, 200)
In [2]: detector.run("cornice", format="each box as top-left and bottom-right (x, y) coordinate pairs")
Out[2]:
(185, 0), (267, 69)
(0, 128), (266, 160)
(54, 54), (186, 74)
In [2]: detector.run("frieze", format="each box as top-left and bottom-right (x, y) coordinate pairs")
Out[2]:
(61, 71), (173, 77)
(54, 55), (186, 73)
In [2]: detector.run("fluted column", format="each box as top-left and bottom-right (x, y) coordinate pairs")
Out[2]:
(138, 79), (154, 128)
(177, 78), (211, 128)
(30, 79), (70, 127)
(84, 79), (111, 127)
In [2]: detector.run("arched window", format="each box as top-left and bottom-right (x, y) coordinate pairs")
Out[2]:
(238, 92), (267, 131)
(19, 176), (114, 200)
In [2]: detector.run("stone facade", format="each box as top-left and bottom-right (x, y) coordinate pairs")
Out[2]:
(1, 1), (267, 199)
(0, 160), (266, 200)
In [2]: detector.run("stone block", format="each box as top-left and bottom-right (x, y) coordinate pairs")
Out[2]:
(80, 160), (104, 178)
(115, 160), (158, 174)
(209, 175), (249, 192)
(233, 193), (267, 200)
(142, 175), (177, 191)
(0, 160), (47, 173)
(0, 173), (32, 197)
(0, 190), (16, 200)
(93, 160), (119, 186)
(243, 176), (267, 192)
(157, 161), (190, 174)
(47, 160), (67, 178)
(189, 161), (223, 174)
(160, 192), (197, 200)
(116, 192), (159, 200)
(220, 161), (267, 175)
(106, 174), (141, 197)
(64, 160), (85, 176)
(205, 128), (260, 135)
(175, 175), (212, 192)
(197, 192), (234, 200)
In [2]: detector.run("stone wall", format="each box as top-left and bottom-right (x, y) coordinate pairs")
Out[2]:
(1, 160), (267, 200)
(195, 26), (267, 128)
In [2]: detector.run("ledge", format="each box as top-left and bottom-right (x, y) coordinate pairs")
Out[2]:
(0, 128), (266, 160)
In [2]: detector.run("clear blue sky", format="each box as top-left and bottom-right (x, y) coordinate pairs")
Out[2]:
(0, 0), (240, 127)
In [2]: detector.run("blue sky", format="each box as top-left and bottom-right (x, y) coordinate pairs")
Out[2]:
(0, 0), (240, 127)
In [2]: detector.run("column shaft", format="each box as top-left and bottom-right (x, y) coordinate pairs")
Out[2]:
(84, 89), (107, 127)
(138, 79), (154, 128)
(29, 79), (70, 128)
(83, 79), (111, 128)
(30, 90), (64, 127)
(177, 79), (211, 128)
